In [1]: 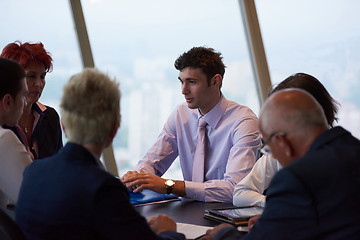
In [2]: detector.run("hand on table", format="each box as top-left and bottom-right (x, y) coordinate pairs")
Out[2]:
(147, 214), (177, 234)
(121, 170), (167, 193)
(248, 215), (261, 231)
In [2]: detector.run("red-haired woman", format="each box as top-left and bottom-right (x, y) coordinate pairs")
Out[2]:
(1, 41), (63, 159)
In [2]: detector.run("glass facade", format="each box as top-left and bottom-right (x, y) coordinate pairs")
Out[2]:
(2, 0), (358, 179)
(256, 0), (360, 138)
(0, 0), (82, 142)
(81, 0), (258, 178)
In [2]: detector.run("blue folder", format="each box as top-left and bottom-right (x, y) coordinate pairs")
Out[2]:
(128, 189), (180, 206)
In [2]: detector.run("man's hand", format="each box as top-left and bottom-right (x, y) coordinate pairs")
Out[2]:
(147, 214), (177, 234)
(121, 170), (167, 193)
(121, 170), (141, 191)
(201, 223), (234, 240)
(248, 215), (261, 231)
(121, 170), (139, 181)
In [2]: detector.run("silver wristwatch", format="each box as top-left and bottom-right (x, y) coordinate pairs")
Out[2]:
(164, 179), (175, 194)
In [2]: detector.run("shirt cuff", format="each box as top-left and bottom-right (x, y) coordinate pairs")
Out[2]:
(184, 181), (206, 201)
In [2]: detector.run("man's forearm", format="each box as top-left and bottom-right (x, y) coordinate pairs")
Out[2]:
(170, 180), (186, 197)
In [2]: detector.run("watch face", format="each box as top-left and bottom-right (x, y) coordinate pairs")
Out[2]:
(165, 179), (175, 194)
(166, 179), (174, 186)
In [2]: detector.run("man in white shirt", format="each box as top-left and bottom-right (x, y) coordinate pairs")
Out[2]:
(0, 57), (32, 208)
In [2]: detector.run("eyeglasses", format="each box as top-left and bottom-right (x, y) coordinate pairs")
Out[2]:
(259, 131), (286, 155)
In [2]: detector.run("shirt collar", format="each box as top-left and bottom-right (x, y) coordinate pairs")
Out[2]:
(90, 152), (106, 170)
(197, 94), (227, 129)
(35, 102), (47, 112)
(32, 102), (47, 134)
(308, 126), (348, 153)
(70, 142), (106, 170)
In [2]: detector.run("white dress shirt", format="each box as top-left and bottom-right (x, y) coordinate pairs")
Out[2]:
(0, 126), (32, 207)
(233, 154), (282, 207)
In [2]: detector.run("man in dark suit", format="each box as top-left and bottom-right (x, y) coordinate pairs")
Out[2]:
(15, 68), (185, 240)
(204, 89), (360, 239)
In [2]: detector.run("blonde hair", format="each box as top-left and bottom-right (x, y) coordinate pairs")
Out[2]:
(60, 68), (121, 144)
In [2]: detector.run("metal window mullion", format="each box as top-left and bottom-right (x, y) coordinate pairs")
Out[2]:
(239, 0), (272, 106)
(69, 0), (119, 177)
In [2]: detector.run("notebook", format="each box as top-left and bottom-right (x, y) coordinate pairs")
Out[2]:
(129, 189), (180, 206)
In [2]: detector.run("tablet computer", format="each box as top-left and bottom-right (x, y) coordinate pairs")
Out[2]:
(204, 206), (263, 226)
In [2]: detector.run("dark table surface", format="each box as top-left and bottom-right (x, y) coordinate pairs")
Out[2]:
(5, 197), (234, 227)
(135, 198), (234, 227)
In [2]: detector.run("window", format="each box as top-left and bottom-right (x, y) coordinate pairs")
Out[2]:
(81, 0), (259, 178)
(1, 0), (259, 179)
(0, 0), (82, 140)
(256, 0), (360, 138)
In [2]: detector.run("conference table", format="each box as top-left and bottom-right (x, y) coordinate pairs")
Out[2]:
(5, 197), (234, 227)
(4, 197), (238, 239)
(135, 197), (234, 227)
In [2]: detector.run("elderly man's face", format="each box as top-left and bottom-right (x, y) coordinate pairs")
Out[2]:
(260, 127), (293, 167)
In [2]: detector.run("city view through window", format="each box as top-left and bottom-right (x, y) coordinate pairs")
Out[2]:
(1, 0), (359, 180)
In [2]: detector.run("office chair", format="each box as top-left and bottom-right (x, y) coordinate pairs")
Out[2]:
(0, 208), (25, 240)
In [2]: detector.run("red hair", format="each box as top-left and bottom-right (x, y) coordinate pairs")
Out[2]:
(0, 41), (53, 72)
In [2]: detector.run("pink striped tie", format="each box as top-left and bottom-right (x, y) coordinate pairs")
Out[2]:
(192, 118), (207, 182)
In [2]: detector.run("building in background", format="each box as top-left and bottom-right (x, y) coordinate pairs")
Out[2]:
(1, 0), (359, 179)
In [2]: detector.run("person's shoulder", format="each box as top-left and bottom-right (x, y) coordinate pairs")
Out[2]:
(0, 127), (22, 145)
(290, 128), (354, 171)
(0, 127), (30, 164)
(77, 165), (127, 197)
(265, 166), (305, 197)
(35, 102), (59, 116)
(0, 126), (15, 138)
(221, 101), (259, 131)
(22, 155), (53, 179)
(224, 99), (258, 119)
(43, 106), (60, 117)
(275, 149), (331, 192)
(254, 155), (278, 170)
(263, 155), (283, 171)
(26, 147), (117, 184)
(288, 128), (360, 181)
(43, 107), (61, 124)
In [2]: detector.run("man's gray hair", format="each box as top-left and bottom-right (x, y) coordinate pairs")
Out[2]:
(60, 68), (121, 144)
